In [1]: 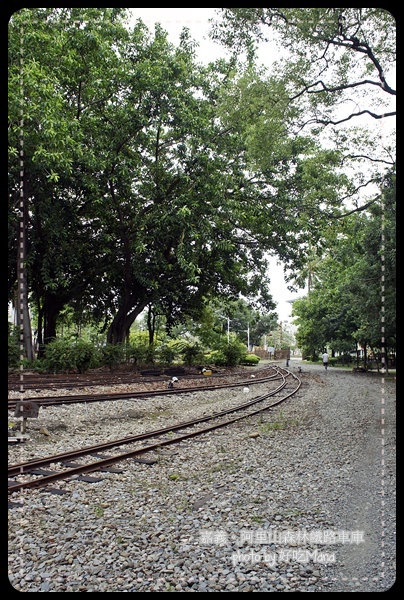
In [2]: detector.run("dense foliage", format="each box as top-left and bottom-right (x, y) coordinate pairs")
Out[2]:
(211, 8), (396, 365)
(8, 8), (395, 366)
(291, 171), (396, 364)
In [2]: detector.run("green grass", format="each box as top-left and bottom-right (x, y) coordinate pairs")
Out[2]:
(258, 412), (300, 434)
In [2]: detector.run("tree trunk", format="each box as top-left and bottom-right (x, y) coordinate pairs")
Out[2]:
(107, 311), (128, 344)
(107, 299), (149, 344)
(36, 300), (45, 358)
(16, 187), (35, 361)
(147, 306), (156, 346)
(16, 287), (34, 361)
(43, 292), (65, 344)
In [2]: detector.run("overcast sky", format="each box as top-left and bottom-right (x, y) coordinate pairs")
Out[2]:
(127, 8), (303, 324)
(128, 8), (224, 56)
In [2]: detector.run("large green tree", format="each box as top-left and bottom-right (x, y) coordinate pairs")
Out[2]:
(76, 23), (285, 344)
(8, 8), (132, 347)
(292, 171), (396, 363)
(210, 9), (396, 128)
(9, 10), (281, 347)
(210, 8), (396, 219)
(9, 8), (369, 355)
(211, 8), (395, 352)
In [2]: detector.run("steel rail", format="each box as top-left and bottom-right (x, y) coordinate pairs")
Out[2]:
(8, 371), (282, 410)
(8, 366), (273, 390)
(8, 371), (222, 391)
(8, 369), (301, 493)
(9, 371), (289, 476)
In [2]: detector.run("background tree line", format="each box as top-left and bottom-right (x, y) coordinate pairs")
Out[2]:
(8, 8), (395, 367)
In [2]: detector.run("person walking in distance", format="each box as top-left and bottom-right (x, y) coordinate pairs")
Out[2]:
(322, 350), (329, 370)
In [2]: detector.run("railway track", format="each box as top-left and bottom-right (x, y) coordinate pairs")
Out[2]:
(8, 367), (280, 410)
(8, 366), (301, 499)
(7, 368), (215, 391)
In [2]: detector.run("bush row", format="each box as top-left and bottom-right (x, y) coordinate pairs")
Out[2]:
(8, 335), (260, 373)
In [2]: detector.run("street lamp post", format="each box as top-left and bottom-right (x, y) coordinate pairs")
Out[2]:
(217, 313), (231, 344)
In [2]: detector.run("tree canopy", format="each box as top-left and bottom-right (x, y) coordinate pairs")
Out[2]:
(8, 8), (395, 360)
(210, 8), (396, 214)
(291, 170), (395, 362)
(210, 7), (396, 357)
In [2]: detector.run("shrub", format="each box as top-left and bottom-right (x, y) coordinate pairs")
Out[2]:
(73, 338), (97, 373)
(179, 341), (204, 366)
(205, 336), (248, 367)
(240, 353), (260, 365)
(28, 357), (49, 373)
(43, 338), (97, 373)
(221, 338), (248, 367)
(128, 344), (147, 366)
(43, 338), (78, 373)
(339, 354), (353, 365)
(205, 350), (227, 366)
(100, 343), (126, 370)
(129, 332), (150, 363)
(158, 344), (177, 366)
(144, 344), (156, 365)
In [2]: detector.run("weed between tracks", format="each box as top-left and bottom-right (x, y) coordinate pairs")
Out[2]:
(257, 411), (300, 434)
(93, 505), (104, 518)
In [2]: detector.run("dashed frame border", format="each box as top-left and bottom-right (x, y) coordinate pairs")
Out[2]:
(14, 10), (393, 590)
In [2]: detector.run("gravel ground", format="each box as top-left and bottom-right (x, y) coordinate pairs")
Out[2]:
(8, 360), (396, 592)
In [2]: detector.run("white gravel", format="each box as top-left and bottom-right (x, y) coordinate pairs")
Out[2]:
(8, 361), (396, 592)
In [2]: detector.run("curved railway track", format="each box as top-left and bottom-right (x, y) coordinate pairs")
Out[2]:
(8, 367), (280, 410)
(8, 366), (302, 498)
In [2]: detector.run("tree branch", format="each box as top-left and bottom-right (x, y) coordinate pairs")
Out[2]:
(299, 109), (396, 129)
(290, 78), (396, 102)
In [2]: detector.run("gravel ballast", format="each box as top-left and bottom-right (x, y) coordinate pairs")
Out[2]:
(8, 361), (396, 592)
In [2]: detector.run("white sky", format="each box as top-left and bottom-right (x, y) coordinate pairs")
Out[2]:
(126, 8), (303, 324)
(128, 8), (223, 57)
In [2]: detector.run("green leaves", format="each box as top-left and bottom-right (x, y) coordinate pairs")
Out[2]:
(9, 8), (394, 355)
(292, 172), (395, 356)
(211, 8), (395, 220)
(46, 171), (60, 183)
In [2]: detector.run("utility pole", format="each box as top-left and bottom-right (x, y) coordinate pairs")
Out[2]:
(239, 324), (250, 350)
